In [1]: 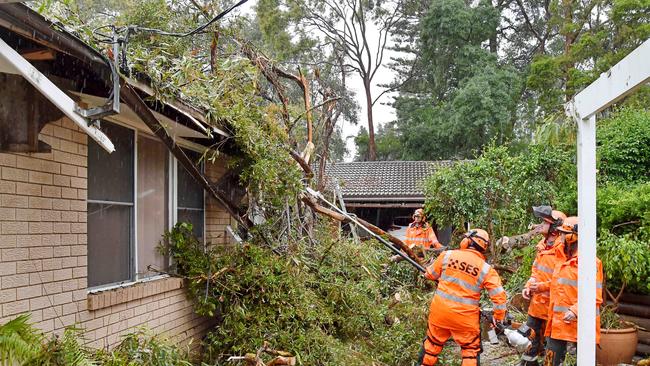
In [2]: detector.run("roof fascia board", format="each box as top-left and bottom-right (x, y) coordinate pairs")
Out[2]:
(0, 36), (115, 152)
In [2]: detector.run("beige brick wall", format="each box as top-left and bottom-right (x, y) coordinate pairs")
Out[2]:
(0, 117), (221, 350)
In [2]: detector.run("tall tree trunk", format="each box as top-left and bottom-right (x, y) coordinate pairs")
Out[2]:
(562, 0), (575, 102)
(364, 77), (377, 161)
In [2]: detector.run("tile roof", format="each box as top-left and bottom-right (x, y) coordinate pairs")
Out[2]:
(323, 160), (459, 201)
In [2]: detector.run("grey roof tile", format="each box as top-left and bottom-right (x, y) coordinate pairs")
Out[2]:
(322, 160), (458, 200)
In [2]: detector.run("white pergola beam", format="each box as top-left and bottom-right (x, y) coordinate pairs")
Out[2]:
(0, 37), (115, 153)
(572, 39), (650, 119)
(569, 37), (650, 366)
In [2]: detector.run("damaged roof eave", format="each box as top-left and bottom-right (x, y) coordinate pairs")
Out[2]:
(0, 35), (116, 152)
(125, 78), (231, 138)
(0, 2), (229, 141)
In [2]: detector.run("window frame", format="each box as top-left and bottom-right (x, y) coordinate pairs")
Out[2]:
(172, 149), (206, 242)
(87, 120), (207, 292)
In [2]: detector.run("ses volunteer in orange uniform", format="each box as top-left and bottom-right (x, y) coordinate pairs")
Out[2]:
(405, 209), (442, 251)
(519, 206), (567, 366)
(544, 217), (603, 366)
(419, 229), (507, 366)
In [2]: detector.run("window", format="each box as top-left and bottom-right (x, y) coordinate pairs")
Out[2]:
(176, 150), (205, 240)
(87, 122), (134, 288)
(137, 135), (168, 278)
(88, 121), (206, 288)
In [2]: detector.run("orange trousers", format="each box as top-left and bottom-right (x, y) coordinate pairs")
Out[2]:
(419, 324), (482, 366)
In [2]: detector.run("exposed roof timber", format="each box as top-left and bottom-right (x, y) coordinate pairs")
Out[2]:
(0, 36), (114, 152)
(569, 39), (650, 119)
(20, 48), (55, 61)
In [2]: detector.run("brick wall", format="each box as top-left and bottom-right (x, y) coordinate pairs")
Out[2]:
(0, 117), (223, 350)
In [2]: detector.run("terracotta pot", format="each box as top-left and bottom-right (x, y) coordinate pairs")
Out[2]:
(596, 327), (638, 366)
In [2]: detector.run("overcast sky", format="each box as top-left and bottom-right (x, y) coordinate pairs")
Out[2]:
(238, 0), (399, 161)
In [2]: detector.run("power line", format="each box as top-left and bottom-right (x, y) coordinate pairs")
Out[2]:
(129, 0), (249, 38)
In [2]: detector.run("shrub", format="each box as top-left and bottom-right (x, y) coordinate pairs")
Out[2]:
(0, 315), (193, 366)
(598, 231), (650, 295)
(597, 108), (650, 183)
(424, 144), (574, 240)
(162, 223), (432, 365)
(597, 182), (650, 236)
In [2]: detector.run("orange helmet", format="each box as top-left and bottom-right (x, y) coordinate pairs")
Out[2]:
(460, 229), (490, 252)
(413, 208), (425, 220)
(551, 210), (567, 222)
(558, 216), (578, 245)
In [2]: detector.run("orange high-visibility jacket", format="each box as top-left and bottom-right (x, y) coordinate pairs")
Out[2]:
(535, 234), (559, 251)
(425, 249), (507, 330)
(406, 223), (441, 249)
(545, 255), (603, 343)
(525, 238), (566, 319)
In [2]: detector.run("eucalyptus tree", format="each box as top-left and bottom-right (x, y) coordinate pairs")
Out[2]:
(297, 0), (406, 161)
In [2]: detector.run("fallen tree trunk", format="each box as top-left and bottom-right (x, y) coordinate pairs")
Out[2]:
(301, 193), (423, 266)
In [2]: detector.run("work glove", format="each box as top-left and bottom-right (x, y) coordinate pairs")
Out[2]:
(563, 310), (577, 323)
(491, 316), (503, 330)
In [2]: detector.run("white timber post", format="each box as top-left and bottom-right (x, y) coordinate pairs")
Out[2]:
(570, 38), (650, 366)
(576, 113), (597, 365)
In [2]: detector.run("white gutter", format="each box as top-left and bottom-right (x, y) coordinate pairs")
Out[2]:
(0, 36), (115, 153)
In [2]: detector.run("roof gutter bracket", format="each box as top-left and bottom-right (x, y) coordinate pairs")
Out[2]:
(73, 32), (120, 123)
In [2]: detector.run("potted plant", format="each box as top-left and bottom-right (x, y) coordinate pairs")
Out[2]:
(596, 305), (638, 366)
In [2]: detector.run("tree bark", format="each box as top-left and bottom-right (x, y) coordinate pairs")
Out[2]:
(363, 77), (377, 161)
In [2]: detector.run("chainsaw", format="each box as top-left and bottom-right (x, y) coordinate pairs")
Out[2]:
(481, 310), (535, 353)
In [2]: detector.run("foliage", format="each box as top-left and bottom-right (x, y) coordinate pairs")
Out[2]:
(597, 109), (650, 183)
(423, 144), (574, 239)
(354, 124), (403, 161)
(598, 231), (650, 295)
(599, 305), (628, 330)
(596, 182), (650, 236)
(390, 0), (649, 158)
(386, 0), (523, 160)
(162, 223), (432, 365)
(94, 330), (194, 365)
(0, 314), (43, 366)
(0, 315), (196, 366)
(503, 246), (537, 293)
(34, 328), (94, 366)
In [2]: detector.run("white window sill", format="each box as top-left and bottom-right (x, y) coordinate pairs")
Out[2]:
(86, 276), (184, 311)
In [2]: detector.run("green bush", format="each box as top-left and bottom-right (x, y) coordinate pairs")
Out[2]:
(597, 182), (650, 236)
(162, 223), (432, 365)
(424, 144), (574, 239)
(598, 231), (650, 295)
(0, 314), (194, 366)
(597, 108), (650, 183)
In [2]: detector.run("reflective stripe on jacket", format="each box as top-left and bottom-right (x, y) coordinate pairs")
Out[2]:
(525, 237), (565, 319)
(545, 255), (603, 343)
(406, 223), (441, 249)
(425, 249), (507, 331)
